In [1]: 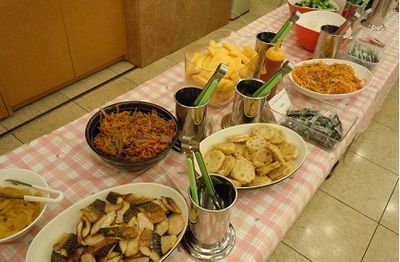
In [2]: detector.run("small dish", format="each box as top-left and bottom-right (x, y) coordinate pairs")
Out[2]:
(0, 168), (49, 243)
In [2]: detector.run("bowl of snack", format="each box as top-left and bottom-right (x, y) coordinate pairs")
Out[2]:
(185, 29), (258, 107)
(294, 10), (346, 52)
(288, 58), (373, 100)
(26, 183), (189, 262)
(85, 101), (179, 172)
(288, 0), (339, 14)
(0, 168), (49, 243)
(199, 123), (307, 189)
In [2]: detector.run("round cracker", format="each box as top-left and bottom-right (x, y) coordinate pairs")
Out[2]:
(249, 175), (273, 186)
(269, 129), (285, 144)
(218, 156), (236, 176)
(213, 142), (236, 155)
(230, 157), (255, 184)
(252, 148), (273, 168)
(204, 150), (225, 173)
(245, 135), (266, 152)
(227, 134), (250, 143)
(278, 142), (298, 161)
(251, 125), (276, 141)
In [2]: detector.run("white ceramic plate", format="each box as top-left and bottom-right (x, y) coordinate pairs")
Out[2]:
(26, 183), (189, 262)
(199, 123), (307, 190)
(288, 58), (373, 100)
(0, 168), (49, 243)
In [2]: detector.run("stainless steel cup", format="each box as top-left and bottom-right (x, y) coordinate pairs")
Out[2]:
(182, 174), (237, 260)
(230, 78), (267, 126)
(254, 32), (276, 78)
(175, 87), (208, 144)
(313, 25), (344, 59)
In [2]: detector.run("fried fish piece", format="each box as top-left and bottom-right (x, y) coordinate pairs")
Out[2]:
(137, 202), (167, 224)
(81, 199), (105, 223)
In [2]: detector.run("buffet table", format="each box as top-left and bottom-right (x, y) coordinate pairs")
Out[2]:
(0, 5), (398, 262)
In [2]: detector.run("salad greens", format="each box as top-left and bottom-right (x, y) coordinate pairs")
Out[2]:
(346, 0), (370, 6)
(295, 0), (336, 9)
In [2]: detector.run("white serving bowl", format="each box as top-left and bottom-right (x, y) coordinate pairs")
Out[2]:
(0, 168), (49, 243)
(289, 58), (373, 100)
(199, 123), (307, 189)
(26, 183), (189, 262)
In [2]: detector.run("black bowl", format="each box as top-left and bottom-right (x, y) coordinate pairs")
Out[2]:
(85, 101), (179, 172)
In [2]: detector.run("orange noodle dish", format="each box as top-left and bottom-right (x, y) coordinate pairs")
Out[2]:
(291, 62), (365, 94)
(94, 110), (176, 161)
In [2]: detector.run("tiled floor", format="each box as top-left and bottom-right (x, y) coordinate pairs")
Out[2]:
(0, 1), (398, 261)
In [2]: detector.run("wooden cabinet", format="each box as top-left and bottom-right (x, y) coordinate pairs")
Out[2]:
(0, 1), (76, 110)
(60, 0), (126, 77)
(0, 0), (126, 117)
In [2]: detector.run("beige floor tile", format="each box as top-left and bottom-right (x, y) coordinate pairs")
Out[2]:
(12, 103), (87, 143)
(283, 190), (376, 262)
(351, 121), (398, 174)
(109, 60), (135, 74)
(123, 58), (176, 85)
(381, 183), (399, 234)
(268, 242), (310, 262)
(0, 133), (23, 155)
(320, 152), (397, 221)
(0, 124), (6, 136)
(60, 68), (117, 99)
(0, 92), (69, 130)
(74, 77), (136, 112)
(373, 95), (398, 131)
(363, 225), (399, 262)
(387, 79), (398, 98)
(165, 47), (187, 64)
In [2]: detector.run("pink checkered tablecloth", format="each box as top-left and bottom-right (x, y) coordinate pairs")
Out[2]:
(0, 6), (398, 262)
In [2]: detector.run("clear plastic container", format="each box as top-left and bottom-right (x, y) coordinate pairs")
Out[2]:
(185, 29), (259, 107)
(344, 39), (384, 70)
(261, 90), (358, 151)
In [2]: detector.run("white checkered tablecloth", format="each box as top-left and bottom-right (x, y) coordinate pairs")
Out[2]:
(0, 6), (398, 262)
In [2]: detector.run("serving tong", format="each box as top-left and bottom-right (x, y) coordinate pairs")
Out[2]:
(0, 179), (64, 204)
(252, 61), (294, 97)
(181, 135), (225, 210)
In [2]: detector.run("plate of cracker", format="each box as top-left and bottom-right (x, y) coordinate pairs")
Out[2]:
(199, 123), (307, 189)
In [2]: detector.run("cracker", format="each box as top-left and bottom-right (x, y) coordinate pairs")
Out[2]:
(232, 143), (246, 158)
(256, 161), (281, 176)
(269, 129), (285, 144)
(249, 176), (273, 186)
(229, 178), (243, 188)
(227, 134), (250, 143)
(252, 148), (273, 168)
(204, 150), (225, 173)
(251, 125), (276, 141)
(278, 142), (298, 161)
(245, 135), (266, 152)
(268, 161), (293, 181)
(266, 142), (286, 164)
(213, 142), (236, 155)
(218, 156), (236, 177)
(230, 157), (255, 184)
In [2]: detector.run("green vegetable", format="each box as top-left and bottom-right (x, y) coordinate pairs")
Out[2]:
(294, 0), (336, 10)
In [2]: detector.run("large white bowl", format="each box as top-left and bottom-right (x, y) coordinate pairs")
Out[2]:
(199, 123), (307, 189)
(26, 183), (189, 262)
(0, 168), (49, 243)
(289, 58), (373, 100)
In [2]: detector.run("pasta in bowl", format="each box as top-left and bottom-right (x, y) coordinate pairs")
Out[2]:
(288, 59), (373, 100)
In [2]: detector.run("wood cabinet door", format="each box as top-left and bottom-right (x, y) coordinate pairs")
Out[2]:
(60, 0), (126, 77)
(0, 1), (75, 110)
